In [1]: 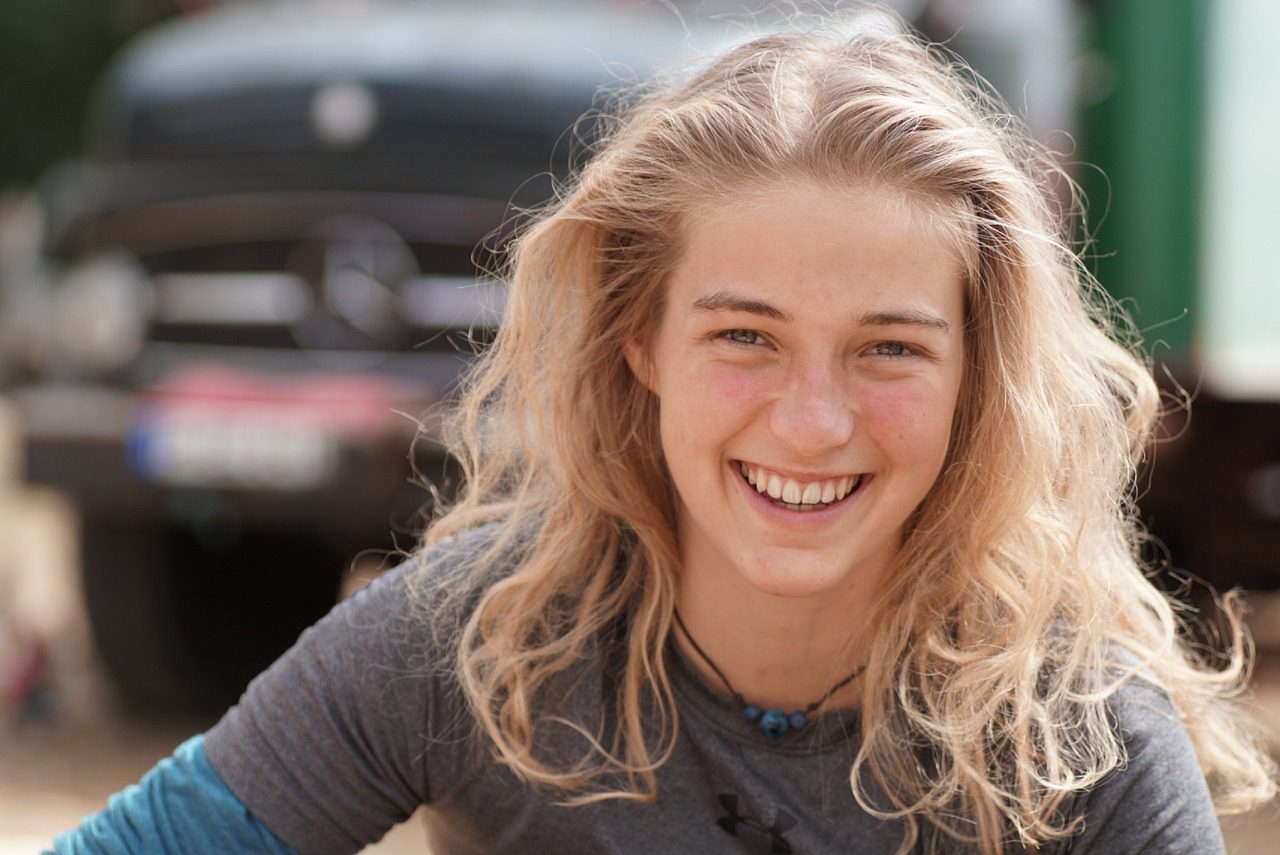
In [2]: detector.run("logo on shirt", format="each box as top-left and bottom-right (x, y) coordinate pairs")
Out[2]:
(716, 793), (797, 854)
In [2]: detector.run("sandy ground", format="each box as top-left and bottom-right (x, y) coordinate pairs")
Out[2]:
(2, 476), (1279, 853)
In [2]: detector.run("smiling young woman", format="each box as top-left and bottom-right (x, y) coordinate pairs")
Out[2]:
(54, 12), (1276, 855)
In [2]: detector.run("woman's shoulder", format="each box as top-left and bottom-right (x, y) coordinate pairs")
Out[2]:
(1093, 647), (1181, 731)
(1060, 661), (1224, 854)
(401, 518), (530, 613)
(1093, 650), (1208, 796)
(320, 518), (528, 666)
(415, 517), (529, 582)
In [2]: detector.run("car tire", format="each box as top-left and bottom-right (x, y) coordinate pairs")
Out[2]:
(80, 517), (346, 715)
(80, 520), (208, 713)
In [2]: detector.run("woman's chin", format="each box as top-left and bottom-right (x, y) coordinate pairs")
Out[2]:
(735, 555), (859, 600)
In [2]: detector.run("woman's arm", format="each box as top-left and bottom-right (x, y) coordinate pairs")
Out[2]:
(48, 734), (297, 854)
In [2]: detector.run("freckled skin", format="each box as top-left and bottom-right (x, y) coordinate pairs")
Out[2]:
(625, 179), (965, 704)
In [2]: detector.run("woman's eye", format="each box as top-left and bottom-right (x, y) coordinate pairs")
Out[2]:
(871, 341), (913, 358)
(722, 329), (765, 346)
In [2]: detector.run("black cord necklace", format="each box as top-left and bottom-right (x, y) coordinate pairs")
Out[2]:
(673, 609), (865, 739)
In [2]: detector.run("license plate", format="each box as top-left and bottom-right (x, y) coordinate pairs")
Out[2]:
(128, 405), (339, 491)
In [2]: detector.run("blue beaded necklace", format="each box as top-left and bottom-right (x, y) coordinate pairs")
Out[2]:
(673, 610), (865, 739)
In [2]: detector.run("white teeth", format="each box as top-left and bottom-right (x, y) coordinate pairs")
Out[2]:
(739, 463), (862, 507)
(766, 474), (783, 499)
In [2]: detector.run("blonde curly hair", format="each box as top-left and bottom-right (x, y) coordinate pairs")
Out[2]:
(425, 16), (1276, 853)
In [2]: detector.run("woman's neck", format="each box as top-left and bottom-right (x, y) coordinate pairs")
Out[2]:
(673, 565), (879, 713)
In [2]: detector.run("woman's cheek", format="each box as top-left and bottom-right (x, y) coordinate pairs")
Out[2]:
(702, 362), (774, 408)
(861, 381), (955, 448)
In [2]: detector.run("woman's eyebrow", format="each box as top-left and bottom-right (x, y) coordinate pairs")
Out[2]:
(691, 293), (950, 333)
(857, 310), (951, 332)
(690, 290), (791, 321)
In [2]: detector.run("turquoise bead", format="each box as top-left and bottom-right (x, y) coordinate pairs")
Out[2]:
(759, 708), (789, 738)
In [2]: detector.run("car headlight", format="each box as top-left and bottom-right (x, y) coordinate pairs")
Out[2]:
(52, 252), (153, 376)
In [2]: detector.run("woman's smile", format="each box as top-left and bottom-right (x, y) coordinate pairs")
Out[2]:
(733, 460), (868, 515)
(738, 460), (864, 507)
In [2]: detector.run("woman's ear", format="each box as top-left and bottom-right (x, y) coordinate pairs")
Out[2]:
(623, 338), (657, 395)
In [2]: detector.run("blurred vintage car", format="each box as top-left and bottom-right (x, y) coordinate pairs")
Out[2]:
(4, 0), (696, 712)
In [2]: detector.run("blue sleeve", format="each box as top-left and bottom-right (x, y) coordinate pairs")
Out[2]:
(49, 733), (298, 855)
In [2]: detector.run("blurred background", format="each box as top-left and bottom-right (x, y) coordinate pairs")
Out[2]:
(0, 0), (1277, 851)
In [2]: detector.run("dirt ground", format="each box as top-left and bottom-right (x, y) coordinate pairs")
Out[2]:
(2, 476), (1280, 853)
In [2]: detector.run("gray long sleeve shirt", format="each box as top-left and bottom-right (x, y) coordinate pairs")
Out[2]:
(205, 529), (1226, 854)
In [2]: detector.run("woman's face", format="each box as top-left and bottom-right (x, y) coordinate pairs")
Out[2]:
(626, 179), (966, 604)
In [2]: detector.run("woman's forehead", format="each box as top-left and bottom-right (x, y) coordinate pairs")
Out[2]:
(680, 178), (966, 266)
(661, 178), (967, 328)
(674, 174), (974, 262)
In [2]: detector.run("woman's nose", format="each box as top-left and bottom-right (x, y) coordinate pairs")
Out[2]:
(767, 362), (855, 454)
